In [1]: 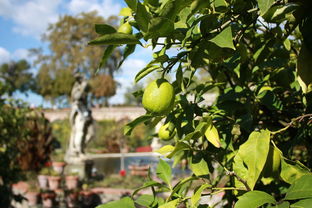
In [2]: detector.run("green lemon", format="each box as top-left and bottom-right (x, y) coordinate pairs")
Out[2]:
(263, 145), (282, 178)
(117, 22), (133, 34)
(158, 122), (175, 141)
(142, 79), (175, 115)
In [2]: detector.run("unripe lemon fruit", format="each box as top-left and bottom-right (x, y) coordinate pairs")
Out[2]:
(142, 79), (175, 115)
(117, 22), (133, 34)
(263, 145), (281, 178)
(158, 122), (175, 141)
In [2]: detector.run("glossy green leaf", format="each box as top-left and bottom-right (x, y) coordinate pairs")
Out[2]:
(95, 24), (117, 35)
(257, 0), (274, 16)
(280, 158), (311, 184)
(204, 122), (221, 148)
(119, 7), (132, 16)
(118, 44), (136, 68)
(135, 194), (155, 207)
(209, 26), (235, 50)
(124, 114), (153, 135)
(159, 199), (180, 208)
(167, 142), (190, 158)
(297, 44), (312, 93)
(146, 17), (174, 38)
(285, 175), (312, 200)
(189, 152), (210, 176)
(125, 0), (137, 11)
(98, 45), (115, 70)
(96, 197), (135, 208)
(89, 33), (140, 45)
(156, 145), (175, 155)
(132, 180), (166, 196)
(262, 3), (299, 23)
(156, 159), (172, 186)
(191, 184), (211, 207)
(134, 2), (150, 32)
(275, 201), (290, 208)
(290, 198), (312, 208)
(135, 64), (160, 83)
(235, 191), (276, 208)
(235, 130), (271, 190)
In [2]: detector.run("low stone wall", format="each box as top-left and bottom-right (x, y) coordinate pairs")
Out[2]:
(44, 107), (146, 122)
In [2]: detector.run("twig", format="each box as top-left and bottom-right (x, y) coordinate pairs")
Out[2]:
(272, 113), (312, 135)
(225, 168), (251, 191)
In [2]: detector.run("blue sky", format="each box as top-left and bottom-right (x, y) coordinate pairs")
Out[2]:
(0, 0), (157, 107)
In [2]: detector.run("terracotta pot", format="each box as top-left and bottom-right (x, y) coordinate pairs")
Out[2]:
(41, 192), (56, 208)
(38, 175), (49, 189)
(80, 190), (94, 207)
(66, 192), (79, 208)
(65, 175), (79, 190)
(48, 176), (61, 190)
(25, 191), (39, 206)
(52, 161), (66, 175)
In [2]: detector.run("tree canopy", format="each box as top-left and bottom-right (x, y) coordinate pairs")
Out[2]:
(92, 0), (312, 207)
(33, 11), (122, 105)
(0, 59), (35, 96)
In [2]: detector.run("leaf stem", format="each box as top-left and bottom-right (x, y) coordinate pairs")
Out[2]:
(272, 113), (312, 135)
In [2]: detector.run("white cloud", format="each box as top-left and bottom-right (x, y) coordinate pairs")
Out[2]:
(0, 0), (61, 37)
(68, 0), (121, 18)
(0, 47), (10, 64)
(13, 48), (30, 60)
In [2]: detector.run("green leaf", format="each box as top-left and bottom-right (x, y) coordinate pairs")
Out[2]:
(285, 175), (312, 200)
(167, 142), (190, 158)
(88, 33), (140, 45)
(189, 153), (210, 176)
(209, 26), (235, 50)
(280, 158), (311, 184)
(134, 2), (150, 32)
(235, 191), (276, 208)
(119, 7), (132, 16)
(135, 64), (160, 83)
(156, 145), (175, 155)
(132, 180), (166, 196)
(124, 114), (153, 135)
(204, 122), (221, 148)
(118, 44), (136, 68)
(290, 198), (312, 208)
(135, 194), (155, 207)
(156, 159), (172, 186)
(191, 184), (211, 207)
(257, 0), (274, 16)
(159, 199), (180, 208)
(262, 3), (299, 23)
(284, 39), (291, 51)
(235, 130), (271, 190)
(95, 24), (117, 35)
(96, 197), (135, 208)
(275, 201), (290, 208)
(98, 45), (115, 70)
(297, 44), (312, 93)
(146, 17), (174, 38)
(125, 0), (137, 11)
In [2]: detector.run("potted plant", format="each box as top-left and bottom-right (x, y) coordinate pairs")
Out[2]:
(38, 168), (50, 189)
(41, 190), (56, 208)
(51, 153), (66, 175)
(25, 182), (40, 206)
(80, 184), (94, 207)
(65, 172), (79, 190)
(65, 189), (79, 208)
(48, 170), (62, 190)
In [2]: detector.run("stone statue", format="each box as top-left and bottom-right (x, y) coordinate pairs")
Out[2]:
(66, 74), (94, 161)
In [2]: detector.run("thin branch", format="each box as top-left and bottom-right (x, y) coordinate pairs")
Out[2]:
(272, 113), (312, 135)
(224, 168), (251, 191)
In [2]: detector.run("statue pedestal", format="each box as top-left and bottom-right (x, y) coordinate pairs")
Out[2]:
(65, 157), (93, 179)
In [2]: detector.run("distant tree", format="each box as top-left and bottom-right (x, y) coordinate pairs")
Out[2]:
(124, 83), (143, 106)
(32, 11), (122, 105)
(0, 60), (35, 96)
(90, 74), (116, 106)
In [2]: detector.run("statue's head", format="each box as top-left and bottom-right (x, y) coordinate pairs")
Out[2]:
(74, 73), (83, 82)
